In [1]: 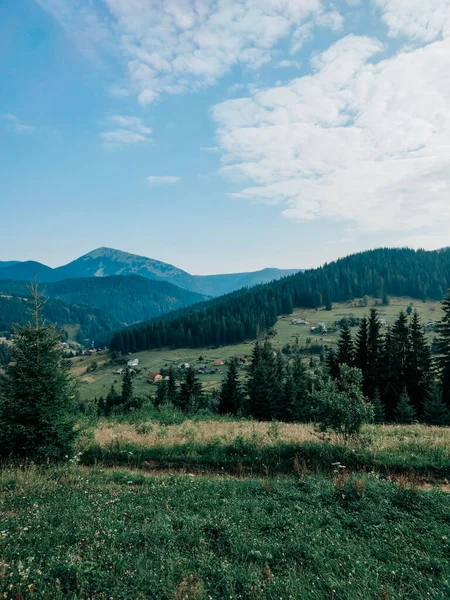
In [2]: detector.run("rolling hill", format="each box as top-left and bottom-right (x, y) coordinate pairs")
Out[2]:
(0, 247), (300, 296)
(0, 275), (207, 343)
(110, 247), (450, 353)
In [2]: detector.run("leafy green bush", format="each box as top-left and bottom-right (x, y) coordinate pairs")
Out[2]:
(313, 365), (374, 440)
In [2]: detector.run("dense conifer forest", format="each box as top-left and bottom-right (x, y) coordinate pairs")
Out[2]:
(111, 247), (450, 353)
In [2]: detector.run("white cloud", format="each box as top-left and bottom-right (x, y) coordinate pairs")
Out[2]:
(374, 0), (450, 43)
(34, 0), (342, 105)
(146, 175), (181, 184)
(0, 113), (18, 122)
(101, 114), (151, 148)
(1, 113), (36, 134)
(212, 33), (450, 232)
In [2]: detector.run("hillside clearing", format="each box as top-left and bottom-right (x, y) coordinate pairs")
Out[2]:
(73, 296), (443, 401)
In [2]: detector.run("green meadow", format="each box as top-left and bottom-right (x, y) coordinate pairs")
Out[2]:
(1, 465), (449, 600)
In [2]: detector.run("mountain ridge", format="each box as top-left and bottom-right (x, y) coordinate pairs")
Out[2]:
(0, 247), (300, 296)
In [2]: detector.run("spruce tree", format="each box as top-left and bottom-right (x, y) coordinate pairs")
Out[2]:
(281, 363), (296, 422)
(423, 386), (450, 426)
(271, 351), (285, 420)
(326, 348), (340, 379)
(104, 384), (120, 415)
(380, 327), (401, 421)
(290, 354), (311, 421)
(366, 308), (382, 399)
(436, 289), (450, 408)
(154, 379), (169, 408)
(121, 368), (134, 407)
(0, 281), (77, 460)
(337, 322), (354, 367)
(178, 366), (203, 412)
(247, 343), (271, 420)
(218, 358), (243, 415)
(406, 311), (432, 416)
(354, 316), (369, 394)
(166, 366), (178, 405)
(394, 389), (417, 424)
(372, 389), (385, 424)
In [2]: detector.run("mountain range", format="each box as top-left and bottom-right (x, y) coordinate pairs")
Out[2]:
(0, 247), (300, 297)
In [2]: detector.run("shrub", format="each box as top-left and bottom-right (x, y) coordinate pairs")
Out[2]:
(313, 365), (374, 440)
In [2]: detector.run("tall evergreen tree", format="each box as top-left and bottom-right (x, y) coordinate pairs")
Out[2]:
(354, 316), (369, 394)
(366, 308), (382, 399)
(218, 358), (243, 415)
(436, 289), (450, 408)
(326, 348), (340, 379)
(281, 363), (297, 422)
(406, 311), (432, 416)
(380, 327), (401, 420)
(372, 389), (385, 424)
(178, 366), (203, 412)
(394, 389), (417, 424)
(336, 322), (354, 367)
(247, 342), (272, 420)
(423, 385), (450, 426)
(0, 281), (77, 460)
(121, 368), (134, 407)
(154, 379), (169, 408)
(166, 366), (178, 405)
(290, 354), (311, 422)
(271, 351), (285, 420)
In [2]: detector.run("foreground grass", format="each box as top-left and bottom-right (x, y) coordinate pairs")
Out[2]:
(85, 420), (450, 480)
(0, 466), (449, 599)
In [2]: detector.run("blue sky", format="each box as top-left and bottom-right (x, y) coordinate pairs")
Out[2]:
(1, 0), (449, 274)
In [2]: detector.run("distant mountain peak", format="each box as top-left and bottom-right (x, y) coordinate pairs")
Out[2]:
(0, 247), (301, 296)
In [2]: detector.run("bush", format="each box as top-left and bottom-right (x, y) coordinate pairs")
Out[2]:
(313, 365), (374, 440)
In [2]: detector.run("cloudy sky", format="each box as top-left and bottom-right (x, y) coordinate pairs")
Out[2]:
(1, 0), (449, 273)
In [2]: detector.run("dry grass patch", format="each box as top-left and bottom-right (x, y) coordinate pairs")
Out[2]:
(94, 420), (318, 448)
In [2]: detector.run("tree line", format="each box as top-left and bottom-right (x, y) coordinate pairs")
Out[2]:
(111, 247), (450, 353)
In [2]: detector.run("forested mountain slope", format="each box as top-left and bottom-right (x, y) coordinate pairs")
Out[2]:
(0, 275), (207, 338)
(110, 247), (450, 353)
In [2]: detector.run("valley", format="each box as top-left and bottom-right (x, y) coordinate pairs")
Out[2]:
(74, 296), (443, 401)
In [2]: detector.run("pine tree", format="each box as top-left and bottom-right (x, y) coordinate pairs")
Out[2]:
(354, 316), (369, 393)
(166, 366), (178, 405)
(104, 384), (120, 415)
(121, 368), (133, 407)
(154, 379), (169, 408)
(423, 386), (450, 426)
(337, 322), (354, 367)
(366, 308), (382, 399)
(436, 289), (450, 408)
(290, 354), (311, 422)
(247, 343), (271, 420)
(394, 389), (417, 424)
(380, 327), (402, 421)
(218, 358), (243, 415)
(326, 348), (340, 379)
(281, 363), (296, 422)
(372, 389), (385, 424)
(406, 311), (432, 416)
(178, 366), (203, 412)
(0, 281), (77, 460)
(271, 351), (285, 420)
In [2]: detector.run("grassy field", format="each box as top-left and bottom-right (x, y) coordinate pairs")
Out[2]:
(1, 465), (449, 599)
(73, 297), (443, 401)
(82, 419), (450, 481)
